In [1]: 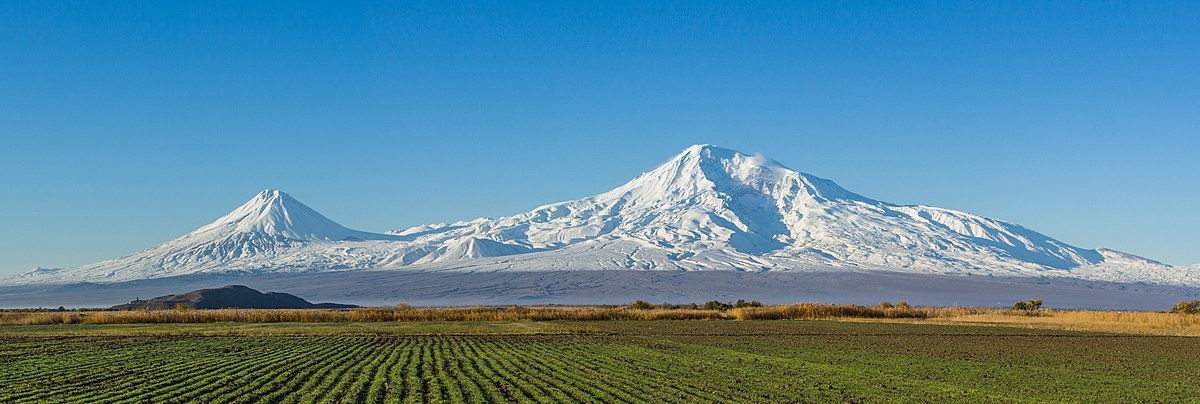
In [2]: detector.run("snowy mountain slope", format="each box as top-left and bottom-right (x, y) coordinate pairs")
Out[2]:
(1064, 249), (1193, 285)
(380, 145), (1110, 272)
(5, 190), (402, 283)
(7, 145), (1196, 286)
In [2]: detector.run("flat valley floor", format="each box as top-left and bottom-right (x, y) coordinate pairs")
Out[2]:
(5, 270), (1199, 310)
(3, 320), (1198, 402)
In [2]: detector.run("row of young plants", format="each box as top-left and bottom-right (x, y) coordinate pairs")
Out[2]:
(0, 335), (781, 402)
(5, 319), (1200, 402)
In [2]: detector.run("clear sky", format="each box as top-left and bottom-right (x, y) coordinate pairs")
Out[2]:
(1, 1), (1197, 276)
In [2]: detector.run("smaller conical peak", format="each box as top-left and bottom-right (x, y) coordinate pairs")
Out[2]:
(251, 189), (292, 204)
(186, 189), (395, 242)
(210, 189), (334, 235)
(232, 189), (307, 221)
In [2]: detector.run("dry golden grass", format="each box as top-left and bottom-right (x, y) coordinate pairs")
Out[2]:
(0, 303), (1035, 326)
(919, 309), (1200, 336)
(730, 303), (1200, 336)
(726, 303), (1046, 320)
(0, 306), (725, 325)
(5, 303), (1199, 336)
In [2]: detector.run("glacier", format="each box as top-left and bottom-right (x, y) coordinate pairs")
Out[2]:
(5, 144), (1197, 287)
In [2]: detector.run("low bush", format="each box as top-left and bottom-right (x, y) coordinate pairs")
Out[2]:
(734, 299), (763, 308)
(629, 300), (654, 310)
(1168, 300), (1200, 314)
(1013, 299), (1043, 311)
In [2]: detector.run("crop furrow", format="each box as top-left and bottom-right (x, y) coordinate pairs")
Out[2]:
(464, 338), (562, 402)
(315, 336), (394, 403)
(21, 339), (239, 402)
(587, 343), (742, 402)
(243, 341), (352, 404)
(91, 338), (301, 402)
(504, 339), (648, 402)
(171, 337), (334, 402)
(363, 338), (411, 404)
(561, 342), (722, 402)
(439, 337), (494, 402)
(453, 338), (522, 403)
(273, 337), (376, 403)
(487, 339), (609, 402)
(0, 338), (183, 388)
(428, 338), (464, 403)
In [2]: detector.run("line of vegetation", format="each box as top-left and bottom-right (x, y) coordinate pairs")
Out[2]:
(0, 301), (1025, 325)
(0, 305), (724, 325)
(6, 299), (1200, 330)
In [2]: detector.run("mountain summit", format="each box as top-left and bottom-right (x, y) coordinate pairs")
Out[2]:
(199, 189), (391, 243)
(8, 145), (1191, 286)
(6, 190), (398, 283)
(609, 144), (866, 207)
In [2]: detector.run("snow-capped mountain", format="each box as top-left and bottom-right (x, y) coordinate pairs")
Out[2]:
(6, 190), (401, 283)
(8, 145), (1195, 286)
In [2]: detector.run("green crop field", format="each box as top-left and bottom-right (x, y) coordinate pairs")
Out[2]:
(2, 320), (1198, 402)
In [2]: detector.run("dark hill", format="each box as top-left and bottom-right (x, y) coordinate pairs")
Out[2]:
(111, 285), (357, 310)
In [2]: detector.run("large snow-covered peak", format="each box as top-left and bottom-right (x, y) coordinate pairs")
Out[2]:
(617, 145), (770, 193)
(612, 144), (784, 195)
(597, 144), (865, 209)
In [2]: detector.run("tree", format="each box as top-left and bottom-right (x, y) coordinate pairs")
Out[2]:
(702, 300), (732, 311)
(629, 300), (654, 310)
(730, 300), (764, 309)
(1169, 300), (1200, 314)
(1013, 299), (1043, 311)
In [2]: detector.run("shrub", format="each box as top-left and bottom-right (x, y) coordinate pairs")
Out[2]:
(629, 300), (654, 310)
(1013, 299), (1043, 311)
(702, 300), (733, 311)
(896, 301), (910, 309)
(1169, 300), (1200, 314)
(734, 299), (763, 308)
(877, 301), (895, 309)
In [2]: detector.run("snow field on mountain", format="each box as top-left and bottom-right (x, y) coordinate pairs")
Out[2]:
(8, 145), (1195, 286)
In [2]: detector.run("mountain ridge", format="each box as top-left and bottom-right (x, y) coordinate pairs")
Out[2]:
(7, 144), (1192, 286)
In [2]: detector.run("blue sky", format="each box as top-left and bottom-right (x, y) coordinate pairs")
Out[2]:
(1, 1), (1197, 275)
